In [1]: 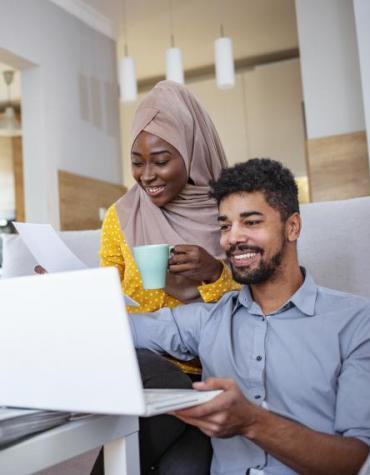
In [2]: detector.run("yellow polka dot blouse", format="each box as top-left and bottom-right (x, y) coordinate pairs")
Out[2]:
(99, 205), (240, 374)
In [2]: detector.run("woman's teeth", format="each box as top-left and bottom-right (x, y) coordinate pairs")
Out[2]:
(145, 186), (165, 195)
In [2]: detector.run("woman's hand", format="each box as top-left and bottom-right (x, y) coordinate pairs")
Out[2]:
(168, 245), (223, 285)
(34, 265), (47, 274)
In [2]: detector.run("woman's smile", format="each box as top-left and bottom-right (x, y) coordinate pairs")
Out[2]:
(143, 185), (166, 197)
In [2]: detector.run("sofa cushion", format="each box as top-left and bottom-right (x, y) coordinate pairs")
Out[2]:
(298, 196), (370, 298)
(1, 230), (101, 278)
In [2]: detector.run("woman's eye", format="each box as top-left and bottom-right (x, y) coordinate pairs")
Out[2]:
(131, 161), (143, 167)
(155, 161), (169, 167)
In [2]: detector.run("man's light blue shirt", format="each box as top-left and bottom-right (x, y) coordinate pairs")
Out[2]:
(129, 271), (370, 475)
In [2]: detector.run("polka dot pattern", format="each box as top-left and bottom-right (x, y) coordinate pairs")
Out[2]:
(99, 204), (240, 373)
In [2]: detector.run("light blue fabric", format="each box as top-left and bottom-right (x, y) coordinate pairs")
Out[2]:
(129, 270), (370, 475)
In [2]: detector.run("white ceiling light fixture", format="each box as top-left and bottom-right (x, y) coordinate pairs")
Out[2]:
(0, 70), (22, 137)
(165, 0), (184, 84)
(119, 0), (137, 103)
(214, 21), (235, 90)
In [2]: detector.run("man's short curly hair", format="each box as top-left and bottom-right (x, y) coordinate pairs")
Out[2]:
(209, 158), (299, 221)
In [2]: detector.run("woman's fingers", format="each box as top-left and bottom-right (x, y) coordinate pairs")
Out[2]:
(34, 265), (47, 274)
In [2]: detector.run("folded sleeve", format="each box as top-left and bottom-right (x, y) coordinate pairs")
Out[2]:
(334, 306), (370, 445)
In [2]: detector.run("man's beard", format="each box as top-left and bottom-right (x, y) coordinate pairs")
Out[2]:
(227, 240), (286, 285)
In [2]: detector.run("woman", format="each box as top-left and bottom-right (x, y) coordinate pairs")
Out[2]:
(98, 80), (239, 474)
(100, 80), (239, 370)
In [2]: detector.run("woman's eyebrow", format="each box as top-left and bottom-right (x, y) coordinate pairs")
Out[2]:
(131, 149), (171, 156)
(150, 149), (171, 156)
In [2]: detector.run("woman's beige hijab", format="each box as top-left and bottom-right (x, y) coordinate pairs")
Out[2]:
(115, 80), (228, 262)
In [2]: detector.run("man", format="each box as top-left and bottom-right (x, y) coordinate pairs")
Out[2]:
(130, 159), (370, 474)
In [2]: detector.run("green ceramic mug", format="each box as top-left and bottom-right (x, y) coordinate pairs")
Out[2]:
(133, 244), (172, 290)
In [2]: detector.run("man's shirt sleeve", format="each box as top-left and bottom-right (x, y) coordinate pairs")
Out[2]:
(334, 303), (370, 445)
(129, 302), (209, 361)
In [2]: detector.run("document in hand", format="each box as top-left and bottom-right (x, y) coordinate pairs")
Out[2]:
(13, 223), (87, 273)
(13, 222), (139, 307)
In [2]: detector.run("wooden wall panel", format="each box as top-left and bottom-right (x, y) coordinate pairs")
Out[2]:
(58, 170), (126, 231)
(307, 131), (370, 202)
(12, 137), (25, 222)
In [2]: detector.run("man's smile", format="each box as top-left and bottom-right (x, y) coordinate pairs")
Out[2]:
(229, 251), (261, 268)
(227, 245), (264, 268)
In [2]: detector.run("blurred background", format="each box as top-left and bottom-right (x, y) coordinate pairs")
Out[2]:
(0, 0), (369, 254)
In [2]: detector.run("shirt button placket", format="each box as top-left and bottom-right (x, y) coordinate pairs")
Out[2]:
(252, 316), (267, 403)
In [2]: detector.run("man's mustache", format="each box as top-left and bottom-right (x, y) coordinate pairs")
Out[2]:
(226, 244), (264, 258)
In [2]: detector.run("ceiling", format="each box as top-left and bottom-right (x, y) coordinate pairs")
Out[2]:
(83, 0), (299, 79)
(0, 0), (299, 106)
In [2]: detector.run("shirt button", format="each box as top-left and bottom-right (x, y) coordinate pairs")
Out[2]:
(256, 355), (262, 361)
(254, 395), (261, 399)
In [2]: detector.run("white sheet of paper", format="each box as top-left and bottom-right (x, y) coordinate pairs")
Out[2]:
(13, 222), (139, 307)
(14, 223), (87, 272)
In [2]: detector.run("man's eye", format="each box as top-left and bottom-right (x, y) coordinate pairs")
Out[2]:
(219, 224), (230, 232)
(245, 220), (261, 226)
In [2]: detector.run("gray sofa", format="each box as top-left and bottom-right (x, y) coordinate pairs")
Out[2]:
(1, 196), (370, 474)
(2, 196), (370, 298)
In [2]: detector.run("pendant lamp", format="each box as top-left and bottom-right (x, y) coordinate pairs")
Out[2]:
(165, 0), (184, 84)
(119, 0), (137, 103)
(214, 25), (235, 89)
(0, 70), (21, 137)
(119, 47), (137, 103)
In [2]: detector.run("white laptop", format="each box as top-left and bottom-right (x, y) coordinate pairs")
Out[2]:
(0, 267), (220, 416)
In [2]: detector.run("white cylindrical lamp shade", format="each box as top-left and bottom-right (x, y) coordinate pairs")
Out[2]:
(214, 37), (235, 89)
(0, 106), (22, 137)
(166, 47), (184, 84)
(119, 56), (137, 103)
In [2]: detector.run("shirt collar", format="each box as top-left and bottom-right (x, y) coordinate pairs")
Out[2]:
(236, 267), (318, 317)
(289, 269), (318, 316)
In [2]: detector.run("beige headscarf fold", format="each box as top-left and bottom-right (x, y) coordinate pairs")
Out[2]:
(115, 80), (228, 261)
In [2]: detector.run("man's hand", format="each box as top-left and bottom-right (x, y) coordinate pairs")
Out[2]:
(168, 245), (223, 285)
(172, 378), (261, 438)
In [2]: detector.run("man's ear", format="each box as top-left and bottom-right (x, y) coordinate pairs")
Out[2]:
(286, 212), (301, 242)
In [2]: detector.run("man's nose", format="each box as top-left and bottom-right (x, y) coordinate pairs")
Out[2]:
(228, 223), (248, 245)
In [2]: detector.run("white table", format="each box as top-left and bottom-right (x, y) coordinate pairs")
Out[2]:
(0, 415), (140, 475)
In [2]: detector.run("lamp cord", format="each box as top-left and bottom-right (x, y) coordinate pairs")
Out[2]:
(169, 0), (175, 47)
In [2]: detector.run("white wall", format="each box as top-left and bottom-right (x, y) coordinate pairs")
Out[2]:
(0, 0), (121, 227)
(242, 59), (306, 176)
(353, 0), (370, 163)
(295, 0), (365, 139)
(0, 137), (15, 218)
